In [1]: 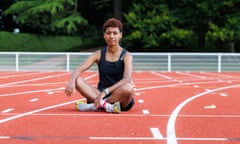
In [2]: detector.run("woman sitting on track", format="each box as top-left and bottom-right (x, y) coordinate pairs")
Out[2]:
(65, 18), (135, 113)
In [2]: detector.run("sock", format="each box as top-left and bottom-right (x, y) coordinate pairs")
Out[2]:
(77, 103), (97, 111)
(100, 99), (113, 112)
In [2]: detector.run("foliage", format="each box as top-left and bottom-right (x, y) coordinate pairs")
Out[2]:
(173, 0), (240, 51)
(206, 23), (234, 42)
(1, 0), (240, 52)
(205, 12), (240, 51)
(123, 2), (193, 51)
(4, 0), (88, 35)
(123, 0), (240, 52)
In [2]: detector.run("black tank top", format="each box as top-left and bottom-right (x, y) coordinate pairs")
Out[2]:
(97, 47), (127, 91)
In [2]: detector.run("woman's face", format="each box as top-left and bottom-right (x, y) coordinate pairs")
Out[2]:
(104, 27), (122, 47)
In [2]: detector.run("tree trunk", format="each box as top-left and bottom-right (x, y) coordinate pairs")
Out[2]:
(74, 0), (78, 12)
(229, 42), (235, 53)
(198, 32), (205, 51)
(113, 0), (122, 21)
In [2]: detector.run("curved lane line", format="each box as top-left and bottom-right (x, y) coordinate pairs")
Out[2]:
(167, 84), (240, 144)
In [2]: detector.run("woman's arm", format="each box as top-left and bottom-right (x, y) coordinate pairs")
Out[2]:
(65, 51), (100, 96)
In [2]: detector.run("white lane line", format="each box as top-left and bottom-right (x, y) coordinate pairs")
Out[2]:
(0, 73), (96, 123)
(194, 85), (199, 88)
(150, 128), (163, 139)
(0, 99), (84, 124)
(0, 73), (97, 97)
(135, 92), (140, 96)
(0, 136), (10, 139)
(202, 72), (238, 79)
(47, 91), (54, 95)
(204, 104), (216, 109)
(0, 87), (65, 97)
(2, 82), (66, 88)
(167, 84), (240, 144)
(138, 99), (144, 103)
(176, 137), (228, 141)
(29, 98), (39, 102)
(220, 93), (228, 97)
(84, 73), (98, 80)
(151, 71), (172, 80)
(0, 71), (50, 79)
(90, 136), (157, 140)
(2, 108), (14, 113)
(0, 73), (68, 88)
(1, 113), (240, 118)
(205, 89), (211, 92)
(0, 135), (230, 141)
(177, 72), (207, 79)
(90, 136), (229, 141)
(142, 109), (150, 115)
(135, 79), (240, 91)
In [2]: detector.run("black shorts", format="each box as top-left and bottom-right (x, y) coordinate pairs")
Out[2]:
(122, 98), (135, 111)
(103, 94), (135, 111)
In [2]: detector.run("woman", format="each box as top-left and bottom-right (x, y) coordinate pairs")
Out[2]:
(65, 18), (134, 113)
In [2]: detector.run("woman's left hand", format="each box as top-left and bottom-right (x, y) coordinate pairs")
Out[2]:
(94, 92), (105, 108)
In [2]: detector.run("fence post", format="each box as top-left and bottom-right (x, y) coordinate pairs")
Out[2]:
(218, 54), (221, 72)
(16, 52), (19, 71)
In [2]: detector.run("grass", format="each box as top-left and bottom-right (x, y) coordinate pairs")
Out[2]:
(0, 31), (98, 52)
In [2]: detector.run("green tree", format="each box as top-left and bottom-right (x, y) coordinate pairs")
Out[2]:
(205, 1), (240, 52)
(4, 0), (88, 35)
(123, 0), (240, 52)
(3, 0), (240, 52)
(123, 1), (193, 51)
(173, 0), (240, 51)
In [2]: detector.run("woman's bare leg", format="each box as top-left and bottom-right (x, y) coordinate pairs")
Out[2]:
(75, 77), (100, 103)
(106, 83), (134, 108)
(75, 77), (132, 112)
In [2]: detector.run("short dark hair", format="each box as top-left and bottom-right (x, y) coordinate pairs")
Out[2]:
(103, 18), (123, 32)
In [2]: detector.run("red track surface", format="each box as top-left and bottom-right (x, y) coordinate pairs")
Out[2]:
(0, 71), (240, 144)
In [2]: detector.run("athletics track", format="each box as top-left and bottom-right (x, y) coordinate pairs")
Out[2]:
(0, 71), (240, 144)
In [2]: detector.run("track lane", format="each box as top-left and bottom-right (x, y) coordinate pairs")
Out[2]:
(1, 71), (240, 144)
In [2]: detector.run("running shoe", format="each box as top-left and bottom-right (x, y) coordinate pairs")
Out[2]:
(112, 101), (121, 114)
(75, 99), (86, 110)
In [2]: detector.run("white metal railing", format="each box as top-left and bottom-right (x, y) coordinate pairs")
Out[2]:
(0, 52), (240, 72)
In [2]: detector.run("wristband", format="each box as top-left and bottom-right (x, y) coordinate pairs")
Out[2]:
(104, 88), (110, 95)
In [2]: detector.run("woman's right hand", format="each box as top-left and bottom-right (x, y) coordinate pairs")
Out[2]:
(65, 82), (75, 96)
